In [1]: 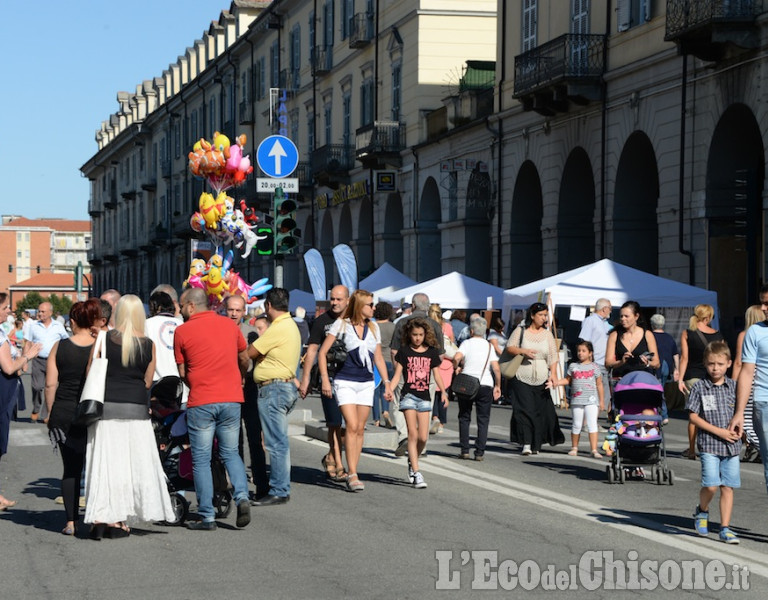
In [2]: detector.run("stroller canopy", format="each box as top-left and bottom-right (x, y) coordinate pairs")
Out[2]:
(613, 371), (664, 411)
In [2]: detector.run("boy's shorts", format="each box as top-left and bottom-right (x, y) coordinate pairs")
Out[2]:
(700, 453), (740, 488)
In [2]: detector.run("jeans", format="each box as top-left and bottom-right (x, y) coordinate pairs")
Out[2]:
(187, 402), (249, 522)
(257, 381), (298, 498)
(242, 381), (269, 496)
(458, 385), (493, 456)
(753, 400), (768, 494)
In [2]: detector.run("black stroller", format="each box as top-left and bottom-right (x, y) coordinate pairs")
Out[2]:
(151, 376), (233, 525)
(604, 371), (674, 485)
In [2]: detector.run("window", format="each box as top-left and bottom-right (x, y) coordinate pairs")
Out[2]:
(618, 0), (651, 32)
(191, 111), (198, 141)
(324, 1), (334, 47)
(270, 41), (279, 88)
(342, 0), (353, 39)
(291, 111), (299, 149)
(391, 63), (401, 121)
(571, 0), (590, 71)
(309, 10), (315, 51)
(242, 70), (249, 106)
(522, 0), (537, 52)
(308, 111), (315, 151)
(324, 103), (332, 145)
(174, 121), (181, 158)
(360, 78), (373, 126)
(343, 93), (351, 147)
(16, 232), (21, 242)
(209, 96), (217, 132)
(290, 25), (301, 87)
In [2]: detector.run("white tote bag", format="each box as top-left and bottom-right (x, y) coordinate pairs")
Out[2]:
(73, 330), (108, 427)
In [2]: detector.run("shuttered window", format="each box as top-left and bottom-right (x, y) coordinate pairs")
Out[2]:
(522, 0), (537, 52)
(618, 0), (651, 32)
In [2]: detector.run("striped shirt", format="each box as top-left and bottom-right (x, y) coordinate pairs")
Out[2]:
(686, 377), (741, 457)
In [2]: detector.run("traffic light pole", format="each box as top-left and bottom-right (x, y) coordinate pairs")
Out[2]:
(274, 254), (284, 288)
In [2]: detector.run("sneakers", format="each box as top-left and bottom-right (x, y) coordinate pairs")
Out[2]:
(719, 527), (740, 544)
(187, 520), (217, 531)
(394, 438), (409, 457)
(407, 459), (415, 482)
(458, 453), (471, 460)
(412, 471), (427, 489)
(429, 419), (441, 435)
(693, 506), (708, 536)
(522, 445), (532, 456)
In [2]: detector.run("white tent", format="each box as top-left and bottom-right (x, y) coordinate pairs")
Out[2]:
(359, 262), (417, 296)
(502, 259), (719, 321)
(379, 271), (505, 309)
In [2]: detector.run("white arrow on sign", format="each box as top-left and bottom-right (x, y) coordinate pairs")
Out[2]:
(268, 139), (288, 176)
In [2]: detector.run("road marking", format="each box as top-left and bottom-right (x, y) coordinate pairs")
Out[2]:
(9, 428), (49, 447)
(297, 434), (768, 580)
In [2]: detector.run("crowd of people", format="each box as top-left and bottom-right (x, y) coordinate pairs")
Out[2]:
(2, 282), (768, 547)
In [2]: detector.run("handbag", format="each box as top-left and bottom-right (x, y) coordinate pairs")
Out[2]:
(443, 334), (459, 360)
(73, 330), (108, 427)
(326, 330), (347, 377)
(451, 342), (491, 400)
(499, 327), (525, 379)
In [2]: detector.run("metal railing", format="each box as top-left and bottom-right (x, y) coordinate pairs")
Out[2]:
(311, 45), (333, 75)
(356, 121), (405, 158)
(349, 13), (373, 48)
(665, 0), (764, 39)
(239, 100), (254, 124)
(513, 34), (605, 97)
(311, 144), (354, 175)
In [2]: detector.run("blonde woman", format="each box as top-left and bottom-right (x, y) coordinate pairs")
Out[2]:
(318, 289), (392, 492)
(678, 304), (723, 459)
(84, 295), (174, 539)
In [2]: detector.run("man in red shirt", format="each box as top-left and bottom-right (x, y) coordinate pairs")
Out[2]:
(174, 288), (251, 531)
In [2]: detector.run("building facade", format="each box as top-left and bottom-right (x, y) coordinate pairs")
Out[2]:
(0, 216), (91, 297)
(81, 0), (497, 297)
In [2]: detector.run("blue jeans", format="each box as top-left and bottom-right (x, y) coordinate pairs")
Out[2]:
(753, 400), (768, 494)
(257, 381), (298, 497)
(186, 402), (249, 522)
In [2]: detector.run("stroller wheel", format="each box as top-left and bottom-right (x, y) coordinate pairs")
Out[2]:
(606, 465), (615, 484)
(214, 491), (233, 518)
(618, 468), (626, 484)
(165, 493), (189, 526)
(667, 469), (675, 486)
(655, 467), (663, 485)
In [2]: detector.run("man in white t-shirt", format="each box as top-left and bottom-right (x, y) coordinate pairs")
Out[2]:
(144, 291), (186, 404)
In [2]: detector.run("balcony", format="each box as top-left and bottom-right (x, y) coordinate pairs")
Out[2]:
(87, 248), (102, 266)
(173, 213), (198, 240)
(140, 170), (157, 191)
(121, 188), (136, 201)
(239, 100), (254, 124)
(102, 243), (119, 262)
(151, 224), (171, 246)
(88, 199), (103, 217)
(279, 69), (300, 93)
(120, 246), (139, 257)
(160, 159), (172, 179)
(513, 33), (605, 116)
(296, 161), (313, 189)
(356, 121), (405, 168)
(349, 13), (373, 48)
(311, 144), (354, 187)
(311, 45), (333, 76)
(665, 0), (764, 61)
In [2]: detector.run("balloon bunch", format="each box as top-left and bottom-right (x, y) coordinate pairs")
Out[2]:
(183, 249), (273, 307)
(188, 132), (254, 195)
(190, 192), (266, 258)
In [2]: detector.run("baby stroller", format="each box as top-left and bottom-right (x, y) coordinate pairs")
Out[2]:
(151, 376), (233, 525)
(604, 371), (674, 485)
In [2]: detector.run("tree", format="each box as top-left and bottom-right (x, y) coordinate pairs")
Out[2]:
(14, 292), (73, 319)
(48, 294), (73, 317)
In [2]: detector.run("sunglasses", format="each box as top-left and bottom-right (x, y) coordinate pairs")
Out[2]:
(366, 302), (375, 308)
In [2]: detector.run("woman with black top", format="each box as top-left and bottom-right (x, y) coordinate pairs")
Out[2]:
(678, 304), (723, 459)
(45, 299), (100, 536)
(84, 295), (174, 539)
(605, 302), (660, 420)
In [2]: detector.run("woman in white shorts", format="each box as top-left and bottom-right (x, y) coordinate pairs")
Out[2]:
(319, 289), (392, 492)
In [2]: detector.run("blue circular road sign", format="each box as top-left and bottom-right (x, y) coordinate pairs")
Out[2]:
(256, 135), (299, 178)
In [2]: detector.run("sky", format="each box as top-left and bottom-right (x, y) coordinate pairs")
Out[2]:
(0, 0), (232, 220)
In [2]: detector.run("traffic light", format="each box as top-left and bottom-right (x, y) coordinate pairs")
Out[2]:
(274, 188), (301, 254)
(7, 264), (11, 273)
(256, 226), (274, 256)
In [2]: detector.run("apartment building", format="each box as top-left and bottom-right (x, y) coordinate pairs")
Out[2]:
(80, 0), (497, 297)
(477, 0), (767, 344)
(0, 216), (91, 297)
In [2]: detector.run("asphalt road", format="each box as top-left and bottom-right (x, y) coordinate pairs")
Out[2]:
(3, 374), (768, 599)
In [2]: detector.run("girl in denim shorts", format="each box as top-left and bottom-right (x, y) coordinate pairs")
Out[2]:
(390, 318), (448, 488)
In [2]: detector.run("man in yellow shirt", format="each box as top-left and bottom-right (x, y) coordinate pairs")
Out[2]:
(248, 288), (301, 506)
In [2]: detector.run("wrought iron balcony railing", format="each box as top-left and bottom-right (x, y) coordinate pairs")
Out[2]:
(349, 13), (373, 48)
(310, 144), (354, 176)
(311, 45), (333, 76)
(513, 34), (605, 97)
(665, 0), (765, 40)
(356, 121), (405, 160)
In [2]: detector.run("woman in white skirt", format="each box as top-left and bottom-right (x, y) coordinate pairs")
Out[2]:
(85, 295), (174, 539)
(318, 289), (392, 492)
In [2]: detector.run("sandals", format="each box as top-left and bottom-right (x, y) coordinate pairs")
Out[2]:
(590, 450), (602, 459)
(681, 449), (697, 460)
(346, 474), (365, 492)
(567, 447), (578, 456)
(322, 454), (348, 482)
(61, 524), (76, 536)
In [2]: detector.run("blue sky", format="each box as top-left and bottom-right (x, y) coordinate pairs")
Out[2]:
(0, 1), (230, 220)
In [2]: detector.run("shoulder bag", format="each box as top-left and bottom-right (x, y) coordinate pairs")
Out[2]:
(499, 327), (525, 379)
(73, 330), (108, 427)
(326, 328), (348, 378)
(451, 342), (491, 400)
